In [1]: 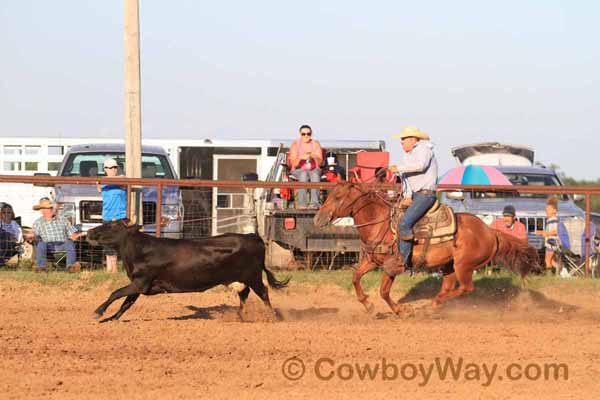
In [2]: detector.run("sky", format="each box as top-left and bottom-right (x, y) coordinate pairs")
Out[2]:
(1, 0), (598, 179)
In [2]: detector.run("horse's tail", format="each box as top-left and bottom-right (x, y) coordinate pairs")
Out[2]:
(492, 231), (540, 278)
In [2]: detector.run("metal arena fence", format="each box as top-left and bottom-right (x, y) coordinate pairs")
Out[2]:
(0, 174), (599, 276)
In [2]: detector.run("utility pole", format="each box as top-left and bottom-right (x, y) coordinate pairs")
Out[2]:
(124, 0), (142, 222)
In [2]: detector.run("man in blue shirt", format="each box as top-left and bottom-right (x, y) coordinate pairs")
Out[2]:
(384, 126), (438, 276)
(98, 158), (127, 272)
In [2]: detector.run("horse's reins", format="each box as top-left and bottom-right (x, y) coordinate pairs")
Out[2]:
(342, 167), (400, 228)
(339, 182), (396, 228)
(340, 181), (402, 264)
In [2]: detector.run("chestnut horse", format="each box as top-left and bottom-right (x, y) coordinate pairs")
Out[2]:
(314, 182), (539, 315)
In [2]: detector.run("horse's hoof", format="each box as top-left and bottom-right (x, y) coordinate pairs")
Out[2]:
(393, 304), (415, 317)
(363, 301), (375, 315)
(91, 312), (102, 320)
(431, 298), (443, 307)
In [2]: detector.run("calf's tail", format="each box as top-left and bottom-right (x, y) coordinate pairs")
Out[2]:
(264, 267), (290, 289)
(253, 234), (290, 289)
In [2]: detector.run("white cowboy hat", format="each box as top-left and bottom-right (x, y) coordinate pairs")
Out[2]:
(391, 125), (430, 140)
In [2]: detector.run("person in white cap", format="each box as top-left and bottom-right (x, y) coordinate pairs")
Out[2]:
(384, 126), (438, 276)
(97, 158), (126, 273)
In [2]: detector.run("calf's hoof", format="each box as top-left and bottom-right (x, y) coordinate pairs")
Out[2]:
(91, 312), (103, 320)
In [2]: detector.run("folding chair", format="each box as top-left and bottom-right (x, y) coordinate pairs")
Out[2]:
(349, 151), (392, 182)
(348, 152), (400, 202)
(553, 217), (598, 277)
(283, 149), (327, 208)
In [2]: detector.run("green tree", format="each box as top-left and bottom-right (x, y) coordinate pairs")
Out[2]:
(547, 164), (599, 212)
(560, 177), (600, 214)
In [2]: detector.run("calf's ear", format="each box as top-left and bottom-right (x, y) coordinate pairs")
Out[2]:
(122, 215), (137, 227)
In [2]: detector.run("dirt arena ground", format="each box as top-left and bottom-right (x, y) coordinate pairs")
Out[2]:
(1, 272), (599, 399)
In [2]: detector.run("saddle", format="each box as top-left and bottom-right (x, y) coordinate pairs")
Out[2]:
(391, 200), (457, 245)
(359, 198), (457, 262)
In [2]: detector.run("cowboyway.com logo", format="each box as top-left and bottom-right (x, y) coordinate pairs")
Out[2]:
(281, 356), (568, 386)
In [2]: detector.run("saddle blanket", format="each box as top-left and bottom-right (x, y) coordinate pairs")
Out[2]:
(392, 201), (457, 245)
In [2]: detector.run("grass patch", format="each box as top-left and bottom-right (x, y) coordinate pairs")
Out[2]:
(0, 269), (128, 290)
(1, 268), (599, 295)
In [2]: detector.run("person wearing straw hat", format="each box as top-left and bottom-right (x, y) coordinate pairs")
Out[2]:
(31, 197), (83, 273)
(384, 126), (438, 276)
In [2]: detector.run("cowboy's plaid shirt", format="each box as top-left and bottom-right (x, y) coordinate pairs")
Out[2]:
(32, 215), (77, 243)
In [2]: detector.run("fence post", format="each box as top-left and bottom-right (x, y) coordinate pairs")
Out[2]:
(585, 193), (591, 278)
(156, 183), (163, 238)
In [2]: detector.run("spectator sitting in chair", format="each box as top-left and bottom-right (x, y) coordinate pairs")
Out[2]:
(31, 197), (83, 273)
(1, 203), (23, 265)
(289, 124), (323, 209)
(490, 205), (528, 243)
(323, 151), (346, 183)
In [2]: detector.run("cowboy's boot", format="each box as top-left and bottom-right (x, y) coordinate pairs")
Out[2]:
(398, 234), (415, 274)
(382, 253), (405, 277)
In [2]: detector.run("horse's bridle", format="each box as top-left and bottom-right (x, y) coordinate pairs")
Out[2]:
(326, 182), (399, 228)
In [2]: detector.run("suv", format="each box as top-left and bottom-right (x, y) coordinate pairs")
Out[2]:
(53, 144), (184, 239)
(443, 143), (585, 250)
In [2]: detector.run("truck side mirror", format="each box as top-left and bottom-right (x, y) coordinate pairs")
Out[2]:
(33, 172), (54, 187)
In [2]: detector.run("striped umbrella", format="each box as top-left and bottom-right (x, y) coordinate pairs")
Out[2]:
(439, 165), (512, 186)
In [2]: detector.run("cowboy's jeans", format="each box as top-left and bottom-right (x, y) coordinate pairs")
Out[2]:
(35, 240), (77, 268)
(398, 193), (437, 266)
(291, 168), (322, 207)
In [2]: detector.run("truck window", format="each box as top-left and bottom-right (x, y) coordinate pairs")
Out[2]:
(61, 153), (174, 179)
(473, 173), (567, 200)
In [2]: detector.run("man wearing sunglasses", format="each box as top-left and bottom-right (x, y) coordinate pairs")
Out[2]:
(97, 158), (126, 273)
(289, 124), (323, 209)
